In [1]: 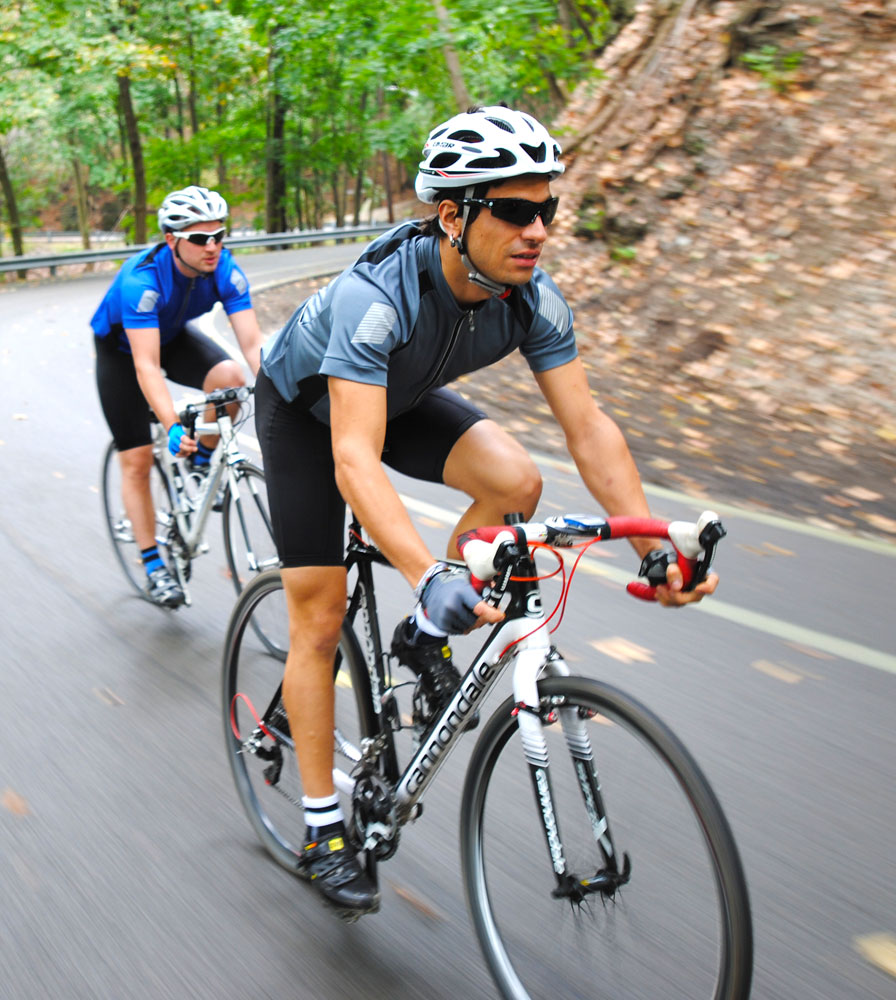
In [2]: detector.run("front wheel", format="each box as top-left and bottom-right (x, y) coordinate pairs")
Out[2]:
(221, 462), (282, 655)
(101, 439), (180, 600)
(461, 676), (753, 1000)
(222, 569), (377, 874)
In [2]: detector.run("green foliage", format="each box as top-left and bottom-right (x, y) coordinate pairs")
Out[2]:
(609, 244), (636, 262)
(740, 44), (804, 94)
(4, 0), (616, 232)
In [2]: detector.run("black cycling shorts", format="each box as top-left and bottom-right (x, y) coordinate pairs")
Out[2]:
(254, 370), (487, 568)
(95, 327), (231, 450)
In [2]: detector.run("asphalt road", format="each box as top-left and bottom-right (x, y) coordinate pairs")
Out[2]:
(1, 247), (895, 999)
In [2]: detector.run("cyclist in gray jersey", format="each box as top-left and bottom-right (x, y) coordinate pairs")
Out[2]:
(262, 221), (577, 423)
(254, 105), (718, 917)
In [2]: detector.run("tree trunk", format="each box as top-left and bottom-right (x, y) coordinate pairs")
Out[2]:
(173, 74), (185, 141)
(381, 150), (394, 224)
(265, 33), (288, 239)
(431, 0), (473, 109)
(352, 165), (364, 226)
(187, 32), (200, 183)
(117, 74), (147, 243)
(558, 0), (595, 48)
(0, 139), (26, 277)
(216, 99), (228, 191)
(331, 169), (345, 228)
(71, 155), (94, 270)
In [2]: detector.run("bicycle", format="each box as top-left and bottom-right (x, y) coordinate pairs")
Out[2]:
(101, 386), (280, 636)
(222, 507), (753, 999)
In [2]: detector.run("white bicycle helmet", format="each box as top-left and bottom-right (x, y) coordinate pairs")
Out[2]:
(158, 185), (228, 232)
(415, 106), (563, 204)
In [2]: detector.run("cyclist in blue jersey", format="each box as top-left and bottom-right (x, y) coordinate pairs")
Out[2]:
(92, 186), (262, 608)
(255, 106), (718, 916)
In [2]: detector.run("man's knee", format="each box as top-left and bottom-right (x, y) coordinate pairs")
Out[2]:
(282, 568), (346, 654)
(118, 445), (154, 480)
(205, 359), (245, 390)
(510, 458), (543, 512)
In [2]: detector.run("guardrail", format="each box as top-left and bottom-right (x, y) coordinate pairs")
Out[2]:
(0, 223), (396, 277)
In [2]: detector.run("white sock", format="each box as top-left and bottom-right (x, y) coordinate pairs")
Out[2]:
(302, 793), (343, 832)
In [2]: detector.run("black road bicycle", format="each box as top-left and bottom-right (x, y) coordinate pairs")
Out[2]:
(222, 508), (753, 999)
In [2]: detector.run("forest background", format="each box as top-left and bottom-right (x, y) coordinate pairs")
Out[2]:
(1, 0), (895, 539)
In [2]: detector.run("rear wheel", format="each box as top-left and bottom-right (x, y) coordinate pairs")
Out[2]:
(461, 675), (753, 1000)
(101, 439), (179, 599)
(222, 569), (377, 873)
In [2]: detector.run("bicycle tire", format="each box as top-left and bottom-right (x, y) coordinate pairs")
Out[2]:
(222, 568), (376, 873)
(101, 439), (180, 600)
(461, 675), (753, 1000)
(220, 461), (283, 656)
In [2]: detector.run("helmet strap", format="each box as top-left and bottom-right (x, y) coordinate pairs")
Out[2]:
(172, 239), (212, 278)
(453, 186), (508, 298)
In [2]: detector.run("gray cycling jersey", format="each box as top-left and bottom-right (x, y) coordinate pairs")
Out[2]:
(261, 221), (577, 424)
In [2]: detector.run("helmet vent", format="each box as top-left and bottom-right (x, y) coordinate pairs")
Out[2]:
(468, 149), (517, 170)
(448, 129), (486, 143)
(520, 141), (547, 163)
(486, 116), (515, 134)
(430, 152), (462, 169)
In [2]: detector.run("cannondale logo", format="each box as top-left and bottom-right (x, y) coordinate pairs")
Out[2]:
(525, 590), (543, 617)
(535, 768), (564, 872)
(358, 588), (381, 712)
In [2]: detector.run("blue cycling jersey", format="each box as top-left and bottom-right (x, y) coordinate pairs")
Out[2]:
(261, 221), (577, 424)
(90, 243), (253, 352)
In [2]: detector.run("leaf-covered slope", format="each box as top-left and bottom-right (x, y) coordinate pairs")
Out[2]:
(534, 0), (896, 536)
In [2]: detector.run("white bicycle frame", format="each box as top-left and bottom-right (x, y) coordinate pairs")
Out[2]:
(333, 550), (571, 821)
(335, 511), (721, 857)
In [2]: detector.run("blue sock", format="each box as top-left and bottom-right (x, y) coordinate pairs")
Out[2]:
(141, 546), (164, 575)
(192, 441), (213, 467)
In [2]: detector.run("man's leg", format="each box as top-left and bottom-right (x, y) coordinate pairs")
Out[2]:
(117, 443), (158, 550)
(442, 418), (543, 557)
(280, 564), (347, 798)
(280, 563), (379, 913)
(199, 357), (246, 451)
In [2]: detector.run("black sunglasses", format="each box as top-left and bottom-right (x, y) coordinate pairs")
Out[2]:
(172, 227), (226, 246)
(462, 196), (559, 228)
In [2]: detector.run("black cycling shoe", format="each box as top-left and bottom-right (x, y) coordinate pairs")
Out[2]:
(391, 618), (479, 730)
(300, 829), (380, 918)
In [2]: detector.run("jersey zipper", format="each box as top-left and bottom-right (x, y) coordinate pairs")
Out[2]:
(407, 309), (470, 410)
(171, 276), (196, 332)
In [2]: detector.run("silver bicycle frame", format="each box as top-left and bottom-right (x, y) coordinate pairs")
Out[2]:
(153, 408), (248, 602)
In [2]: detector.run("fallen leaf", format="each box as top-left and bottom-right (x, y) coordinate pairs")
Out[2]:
(843, 485), (883, 502)
(2, 788), (30, 816)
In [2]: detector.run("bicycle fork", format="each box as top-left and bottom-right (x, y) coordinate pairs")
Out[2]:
(514, 649), (630, 903)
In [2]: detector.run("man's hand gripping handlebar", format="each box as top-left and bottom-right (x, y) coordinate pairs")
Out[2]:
(457, 510), (726, 607)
